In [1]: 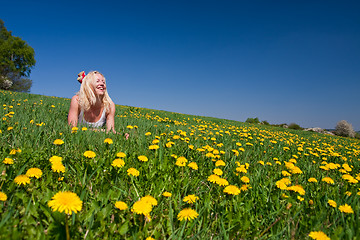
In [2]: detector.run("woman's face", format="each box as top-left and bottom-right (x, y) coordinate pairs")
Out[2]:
(91, 73), (106, 96)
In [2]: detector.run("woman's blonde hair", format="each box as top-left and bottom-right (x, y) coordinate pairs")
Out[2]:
(77, 71), (112, 113)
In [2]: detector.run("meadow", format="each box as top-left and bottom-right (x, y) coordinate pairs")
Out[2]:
(0, 90), (359, 239)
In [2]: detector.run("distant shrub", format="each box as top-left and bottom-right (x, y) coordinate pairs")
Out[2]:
(355, 132), (360, 140)
(245, 117), (260, 124)
(334, 120), (355, 138)
(288, 123), (303, 130)
(261, 120), (270, 125)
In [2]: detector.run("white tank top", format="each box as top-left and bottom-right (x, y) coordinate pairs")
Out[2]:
(78, 109), (106, 128)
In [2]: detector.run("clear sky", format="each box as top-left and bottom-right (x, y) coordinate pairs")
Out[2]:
(2, 0), (360, 130)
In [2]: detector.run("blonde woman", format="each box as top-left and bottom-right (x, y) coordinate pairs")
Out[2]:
(68, 71), (116, 133)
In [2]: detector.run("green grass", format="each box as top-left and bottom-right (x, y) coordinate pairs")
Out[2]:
(0, 90), (359, 239)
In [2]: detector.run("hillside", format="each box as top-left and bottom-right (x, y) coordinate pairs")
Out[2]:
(1, 90), (360, 239)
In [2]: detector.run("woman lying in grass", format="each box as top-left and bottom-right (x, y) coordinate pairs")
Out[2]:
(68, 70), (118, 134)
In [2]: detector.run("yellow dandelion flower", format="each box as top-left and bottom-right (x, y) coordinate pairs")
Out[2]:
(322, 177), (334, 184)
(308, 231), (330, 240)
(241, 184), (251, 191)
(9, 149), (17, 155)
(177, 208), (199, 221)
(338, 169), (347, 174)
(342, 174), (357, 183)
(216, 178), (229, 186)
(258, 161), (265, 165)
(104, 138), (113, 144)
(339, 204), (354, 213)
(290, 167), (303, 174)
(276, 178), (291, 190)
(131, 200), (152, 215)
(282, 171), (291, 177)
(127, 168), (139, 177)
(14, 175), (31, 186)
(236, 166), (247, 173)
(241, 176), (250, 183)
(52, 162), (66, 173)
(116, 152), (126, 158)
(207, 174), (220, 183)
(183, 194), (199, 204)
(328, 200), (337, 208)
(175, 156), (188, 167)
(111, 159), (125, 168)
(81, 127), (87, 131)
(325, 162), (338, 170)
(138, 155), (148, 162)
(146, 237), (155, 240)
(71, 127), (78, 133)
(53, 139), (64, 145)
(308, 178), (318, 183)
(26, 168), (43, 179)
(319, 166), (329, 171)
(213, 168), (223, 176)
(149, 145), (159, 150)
(188, 162), (198, 170)
(48, 191), (83, 215)
(145, 132), (151, 136)
(84, 151), (96, 158)
(127, 125), (134, 129)
(115, 201), (128, 210)
(232, 150), (239, 156)
(0, 192), (7, 201)
(152, 139), (159, 144)
(205, 152), (214, 158)
(3, 158), (14, 164)
(342, 163), (352, 172)
(287, 185), (305, 195)
(162, 191), (172, 197)
(141, 195), (158, 206)
(215, 160), (225, 167)
(49, 155), (62, 164)
(223, 185), (241, 195)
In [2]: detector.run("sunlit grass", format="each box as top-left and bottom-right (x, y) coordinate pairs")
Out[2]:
(0, 90), (359, 239)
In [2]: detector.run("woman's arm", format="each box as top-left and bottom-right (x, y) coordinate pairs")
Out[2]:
(68, 95), (79, 127)
(106, 101), (116, 133)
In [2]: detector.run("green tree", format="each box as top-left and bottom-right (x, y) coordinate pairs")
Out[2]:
(0, 19), (35, 92)
(245, 117), (260, 124)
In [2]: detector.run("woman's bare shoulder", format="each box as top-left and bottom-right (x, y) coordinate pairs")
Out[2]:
(71, 95), (79, 101)
(69, 95), (80, 110)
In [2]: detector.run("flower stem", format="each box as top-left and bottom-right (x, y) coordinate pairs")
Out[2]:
(65, 214), (70, 240)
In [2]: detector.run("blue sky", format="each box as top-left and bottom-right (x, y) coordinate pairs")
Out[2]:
(2, 0), (360, 130)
